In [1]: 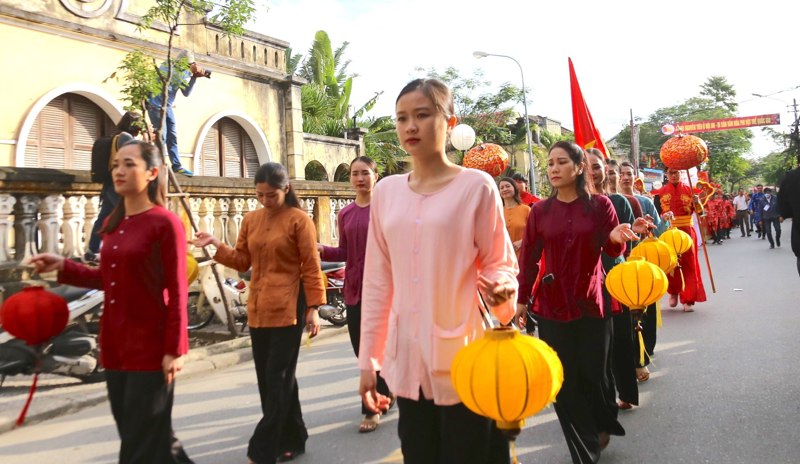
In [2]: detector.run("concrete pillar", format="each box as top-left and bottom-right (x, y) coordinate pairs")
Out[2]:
(284, 79), (306, 179)
(344, 127), (368, 158)
(315, 195), (332, 245)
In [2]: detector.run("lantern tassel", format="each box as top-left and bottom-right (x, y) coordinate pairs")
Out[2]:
(656, 301), (663, 328)
(638, 330), (646, 366)
(15, 357), (41, 428)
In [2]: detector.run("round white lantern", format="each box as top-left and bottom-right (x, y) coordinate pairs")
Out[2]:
(451, 124), (476, 151)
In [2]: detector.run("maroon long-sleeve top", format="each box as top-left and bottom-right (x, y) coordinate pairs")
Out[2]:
(517, 195), (624, 321)
(320, 202), (369, 306)
(59, 206), (188, 371)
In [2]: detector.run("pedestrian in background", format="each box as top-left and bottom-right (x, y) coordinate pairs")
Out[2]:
(778, 165), (800, 277)
(498, 176), (531, 260)
(733, 189), (751, 237)
(721, 194), (735, 239)
(518, 142), (649, 463)
(317, 156), (395, 434)
(31, 140), (193, 464)
(193, 162), (325, 464)
(750, 185), (766, 239)
(760, 187), (782, 249)
(511, 172), (540, 206)
(359, 78), (518, 464)
(86, 111), (143, 263)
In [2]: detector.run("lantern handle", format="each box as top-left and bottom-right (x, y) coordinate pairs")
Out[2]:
(476, 290), (520, 331)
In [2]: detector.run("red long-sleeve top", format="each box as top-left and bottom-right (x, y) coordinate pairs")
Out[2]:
(59, 206), (188, 371)
(517, 194), (624, 321)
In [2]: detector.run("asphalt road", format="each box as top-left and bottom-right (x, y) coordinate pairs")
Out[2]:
(0, 225), (798, 464)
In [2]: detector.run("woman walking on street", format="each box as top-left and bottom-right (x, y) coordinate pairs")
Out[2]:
(517, 141), (648, 463)
(318, 156), (394, 433)
(193, 162), (325, 464)
(31, 141), (193, 464)
(498, 176), (531, 260)
(359, 78), (518, 464)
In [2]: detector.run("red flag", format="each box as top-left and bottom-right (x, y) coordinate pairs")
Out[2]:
(569, 58), (609, 158)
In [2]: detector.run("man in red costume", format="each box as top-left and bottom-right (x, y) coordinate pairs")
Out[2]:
(650, 168), (707, 311)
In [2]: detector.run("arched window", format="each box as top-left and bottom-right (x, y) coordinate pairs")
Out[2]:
(274, 51), (279, 68)
(24, 93), (114, 169)
(304, 161), (328, 181)
(215, 35), (219, 53)
(200, 117), (259, 178)
(264, 48), (268, 66)
(240, 41), (245, 59)
(252, 45), (257, 62)
(334, 163), (350, 182)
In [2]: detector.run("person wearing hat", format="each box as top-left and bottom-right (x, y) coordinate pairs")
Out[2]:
(511, 172), (540, 206)
(147, 50), (206, 177)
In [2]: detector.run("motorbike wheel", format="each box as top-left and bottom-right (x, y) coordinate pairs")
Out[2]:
(187, 291), (215, 331)
(326, 294), (348, 327)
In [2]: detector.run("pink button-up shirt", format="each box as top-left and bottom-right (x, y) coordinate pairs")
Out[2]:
(358, 169), (518, 405)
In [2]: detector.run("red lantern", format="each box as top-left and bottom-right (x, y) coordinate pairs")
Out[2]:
(659, 134), (708, 170)
(463, 143), (509, 177)
(1, 287), (68, 345)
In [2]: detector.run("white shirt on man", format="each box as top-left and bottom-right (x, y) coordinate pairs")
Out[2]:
(733, 195), (749, 211)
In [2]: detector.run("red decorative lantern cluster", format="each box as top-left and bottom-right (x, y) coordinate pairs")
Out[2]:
(463, 143), (509, 177)
(1, 287), (68, 345)
(659, 134), (708, 170)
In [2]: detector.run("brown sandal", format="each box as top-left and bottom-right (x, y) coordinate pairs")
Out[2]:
(359, 414), (380, 433)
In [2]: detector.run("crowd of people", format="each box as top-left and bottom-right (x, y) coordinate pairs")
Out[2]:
(26, 75), (800, 464)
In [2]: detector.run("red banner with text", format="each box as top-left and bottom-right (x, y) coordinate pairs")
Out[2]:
(675, 114), (780, 134)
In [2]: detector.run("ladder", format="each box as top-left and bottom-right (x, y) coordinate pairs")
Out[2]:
(165, 168), (239, 336)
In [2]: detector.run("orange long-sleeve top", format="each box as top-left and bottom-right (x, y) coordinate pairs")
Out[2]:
(213, 205), (326, 328)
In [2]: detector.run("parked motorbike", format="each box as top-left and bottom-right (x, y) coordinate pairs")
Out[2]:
(0, 284), (105, 386)
(318, 262), (347, 327)
(186, 260), (347, 331)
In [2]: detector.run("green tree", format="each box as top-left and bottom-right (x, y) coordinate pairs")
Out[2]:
(294, 31), (355, 136)
(116, 0), (256, 150)
(613, 76), (752, 187)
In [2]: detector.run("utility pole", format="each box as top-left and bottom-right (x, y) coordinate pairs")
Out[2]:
(789, 98), (799, 167)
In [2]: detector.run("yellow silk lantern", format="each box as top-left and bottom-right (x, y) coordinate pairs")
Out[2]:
(186, 253), (199, 283)
(630, 237), (677, 274)
(451, 327), (563, 436)
(605, 257), (669, 364)
(659, 228), (692, 256)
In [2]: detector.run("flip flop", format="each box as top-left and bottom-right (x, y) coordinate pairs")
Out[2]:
(359, 414), (380, 433)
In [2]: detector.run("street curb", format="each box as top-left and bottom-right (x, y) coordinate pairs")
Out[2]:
(0, 325), (348, 434)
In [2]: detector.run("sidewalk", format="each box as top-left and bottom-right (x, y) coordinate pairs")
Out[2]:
(0, 324), (347, 434)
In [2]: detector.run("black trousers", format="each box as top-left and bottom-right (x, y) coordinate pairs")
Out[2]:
(105, 370), (193, 464)
(396, 393), (509, 464)
(611, 308), (638, 405)
(763, 218), (782, 246)
(347, 303), (392, 415)
(637, 303), (657, 366)
(247, 313), (308, 463)
(538, 317), (625, 464)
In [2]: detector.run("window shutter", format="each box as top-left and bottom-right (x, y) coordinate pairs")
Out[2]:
(220, 119), (243, 178)
(201, 124), (220, 176)
(71, 96), (102, 171)
(244, 135), (259, 178)
(40, 97), (68, 169)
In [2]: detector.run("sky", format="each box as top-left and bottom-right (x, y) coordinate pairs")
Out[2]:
(250, 0), (800, 159)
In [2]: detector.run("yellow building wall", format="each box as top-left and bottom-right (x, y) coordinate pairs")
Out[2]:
(0, 3), (287, 169)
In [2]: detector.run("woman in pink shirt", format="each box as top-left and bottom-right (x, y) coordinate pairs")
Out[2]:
(358, 78), (518, 464)
(318, 156), (394, 433)
(31, 141), (192, 464)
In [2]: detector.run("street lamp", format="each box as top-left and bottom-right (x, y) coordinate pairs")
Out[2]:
(473, 50), (537, 196)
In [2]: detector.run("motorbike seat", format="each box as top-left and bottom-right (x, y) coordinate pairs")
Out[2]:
(321, 261), (345, 272)
(48, 285), (92, 303)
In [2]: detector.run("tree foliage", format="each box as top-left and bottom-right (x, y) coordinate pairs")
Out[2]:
(116, 0), (255, 149)
(613, 76), (752, 188)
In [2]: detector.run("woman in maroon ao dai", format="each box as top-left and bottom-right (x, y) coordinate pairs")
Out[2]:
(515, 141), (647, 464)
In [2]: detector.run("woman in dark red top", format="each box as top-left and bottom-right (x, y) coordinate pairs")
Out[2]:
(516, 141), (647, 464)
(317, 156), (394, 433)
(31, 141), (192, 464)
